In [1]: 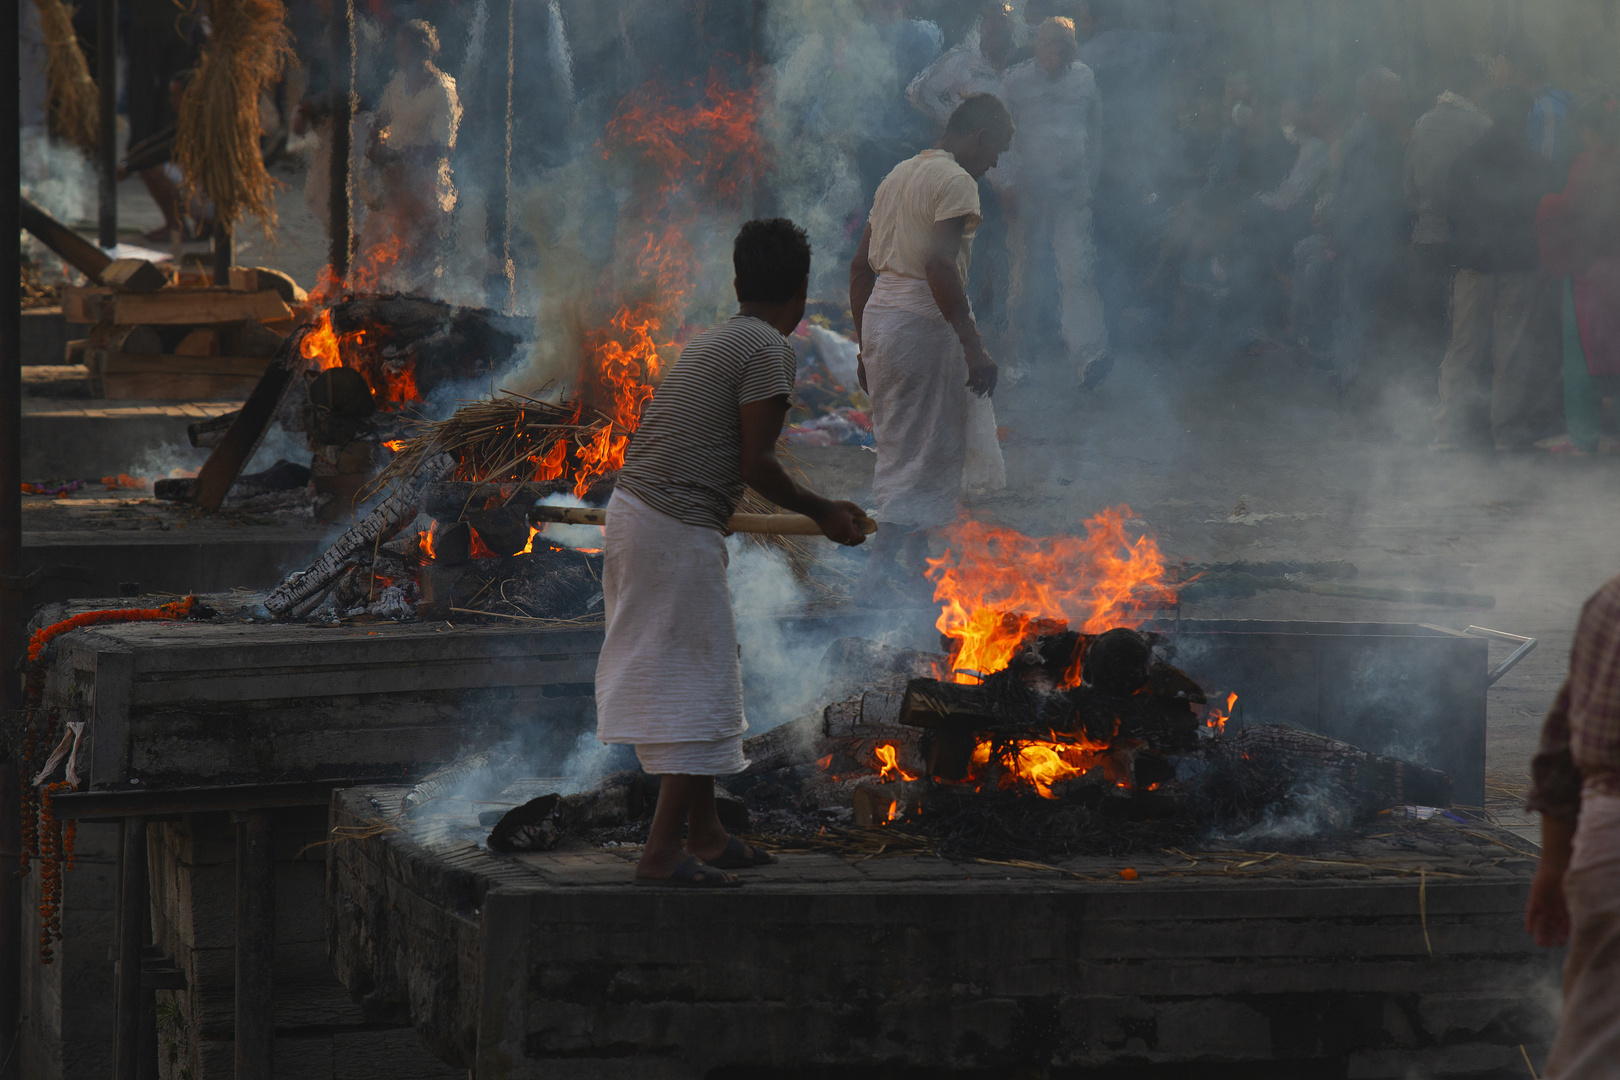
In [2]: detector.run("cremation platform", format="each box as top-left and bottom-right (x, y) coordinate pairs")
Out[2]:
(330, 785), (1559, 1080)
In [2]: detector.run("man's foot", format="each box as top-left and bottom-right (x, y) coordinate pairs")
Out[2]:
(1534, 434), (1591, 456)
(702, 835), (777, 869)
(633, 855), (741, 888)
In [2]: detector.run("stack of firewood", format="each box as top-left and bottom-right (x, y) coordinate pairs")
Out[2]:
(64, 263), (303, 400)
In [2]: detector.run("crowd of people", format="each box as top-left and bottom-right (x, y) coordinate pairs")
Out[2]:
(860, 1), (1620, 458)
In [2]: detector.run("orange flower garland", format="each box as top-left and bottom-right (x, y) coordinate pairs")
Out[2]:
(17, 596), (201, 963)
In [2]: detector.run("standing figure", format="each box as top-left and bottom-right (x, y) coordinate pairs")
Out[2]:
(849, 94), (1013, 598)
(1323, 67), (1409, 396)
(1431, 87), (1561, 451)
(595, 220), (868, 886)
(360, 19), (461, 286)
(994, 17), (1108, 388)
(1525, 572), (1620, 1076)
(1535, 94), (1620, 455)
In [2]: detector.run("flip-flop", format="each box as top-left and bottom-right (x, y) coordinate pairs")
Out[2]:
(706, 835), (777, 869)
(632, 855), (742, 888)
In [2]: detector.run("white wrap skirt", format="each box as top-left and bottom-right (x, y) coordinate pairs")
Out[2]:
(594, 488), (749, 776)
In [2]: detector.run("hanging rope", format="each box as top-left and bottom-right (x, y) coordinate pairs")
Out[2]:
(31, 0), (99, 156)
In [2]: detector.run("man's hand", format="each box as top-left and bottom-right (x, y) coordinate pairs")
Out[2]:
(965, 340), (998, 397)
(814, 500), (869, 546)
(1525, 859), (1571, 947)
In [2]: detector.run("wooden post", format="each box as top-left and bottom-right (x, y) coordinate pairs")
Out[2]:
(484, 0), (515, 310)
(234, 810), (275, 1080)
(97, 0), (119, 249)
(329, 0), (354, 280)
(214, 220), (234, 288)
(0, 22), (23, 1069)
(112, 818), (148, 1080)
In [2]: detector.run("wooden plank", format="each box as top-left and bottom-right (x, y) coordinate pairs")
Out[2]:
(62, 286), (113, 322)
(103, 258), (168, 294)
(127, 657), (600, 705)
(101, 353), (273, 376)
(228, 266), (307, 305)
(21, 195), (112, 282)
(110, 289), (293, 326)
(192, 332), (306, 510)
(101, 372), (266, 402)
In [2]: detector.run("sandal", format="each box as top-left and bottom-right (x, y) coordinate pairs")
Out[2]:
(706, 835), (777, 870)
(633, 855), (742, 888)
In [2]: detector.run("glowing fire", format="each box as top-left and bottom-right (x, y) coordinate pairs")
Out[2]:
(300, 309), (349, 371)
(418, 528), (436, 561)
(926, 507), (1177, 685)
(384, 440), (407, 453)
(873, 743), (916, 783)
(565, 70), (770, 495)
(469, 527), (499, 560)
(1204, 691), (1238, 733)
(969, 735), (1117, 799)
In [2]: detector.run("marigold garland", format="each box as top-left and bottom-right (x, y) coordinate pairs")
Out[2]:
(28, 596), (198, 662)
(18, 596), (201, 963)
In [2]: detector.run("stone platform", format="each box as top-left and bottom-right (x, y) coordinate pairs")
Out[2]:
(331, 785), (1561, 1079)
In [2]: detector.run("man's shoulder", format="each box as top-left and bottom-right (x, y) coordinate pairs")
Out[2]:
(685, 317), (790, 360)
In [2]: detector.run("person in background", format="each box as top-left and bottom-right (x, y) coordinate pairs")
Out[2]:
(1404, 59), (1494, 355)
(907, 2), (1017, 345)
(1525, 572), (1620, 1076)
(993, 16), (1108, 388)
(1535, 93), (1620, 455)
(118, 72), (215, 243)
(850, 93), (1014, 600)
(596, 220), (868, 886)
(1431, 87), (1561, 451)
(1495, 42), (1574, 176)
(360, 18), (462, 285)
(854, 0), (944, 214)
(1323, 67), (1410, 397)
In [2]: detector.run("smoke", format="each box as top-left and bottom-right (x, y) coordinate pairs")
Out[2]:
(532, 491), (606, 550)
(726, 537), (827, 735)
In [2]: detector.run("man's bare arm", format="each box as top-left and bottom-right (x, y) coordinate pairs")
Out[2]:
(739, 396), (867, 545)
(849, 224), (877, 342)
(924, 216), (997, 396)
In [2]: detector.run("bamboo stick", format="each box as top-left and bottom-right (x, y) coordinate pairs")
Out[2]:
(527, 505), (877, 537)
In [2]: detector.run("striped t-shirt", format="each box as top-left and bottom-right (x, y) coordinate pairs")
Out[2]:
(616, 315), (797, 531)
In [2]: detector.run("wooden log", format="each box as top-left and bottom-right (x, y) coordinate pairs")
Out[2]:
(62, 285), (113, 322)
(108, 289), (292, 326)
(98, 352), (274, 401)
(528, 504), (877, 537)
(102, 258), (168, 294)
(192, 329), (309, 511)
(263, 452), (456, 617)
(1215, 724), (1454, 813)
(896, 675), (1201, 752)
(228, 265), (307, 305)
(223, 319), (286, 358)
(187, 409), (241, 449)
(20, 195), (112, 283)
(173, 328), (221, 356)
(115, 325), (163, 354)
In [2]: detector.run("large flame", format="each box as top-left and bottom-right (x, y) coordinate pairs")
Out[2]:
(926, 507), (1177, 684)
(297, 308), (421, 408)
(968, 735), (1120, 799)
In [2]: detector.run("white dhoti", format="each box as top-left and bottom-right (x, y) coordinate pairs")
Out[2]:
(1006, 199), (1108, 371)
(594, 488), (748, 776)
(1546, 792), (1620, 1079)
(863, 273), (985, 528)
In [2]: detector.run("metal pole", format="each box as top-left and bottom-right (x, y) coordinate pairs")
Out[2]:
(0, 2), (26, 1071)
(112, 818), (148, 1080)
(234, 810), (274, 1080)
(328, 0), (353, 280)
(97, 0), (119, 249)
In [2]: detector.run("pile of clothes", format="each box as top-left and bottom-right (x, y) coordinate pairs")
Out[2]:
(784, 324), (875, 447)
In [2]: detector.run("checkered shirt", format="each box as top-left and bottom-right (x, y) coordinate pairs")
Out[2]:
(1528, 574), (1620, 819)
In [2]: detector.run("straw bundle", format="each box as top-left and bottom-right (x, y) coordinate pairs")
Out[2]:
(173, 0), (293, 234)
(32, 0), (99, 157)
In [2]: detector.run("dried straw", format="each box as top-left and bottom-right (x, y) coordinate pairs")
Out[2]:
(371, 393), (607, 495)
(173, 0), (293, 235)
(32, 0), (99, 157)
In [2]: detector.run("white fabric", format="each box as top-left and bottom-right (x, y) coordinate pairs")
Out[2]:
(963, 393), (1006, 493)
(375, 69), (463, 214)
(863, 276), (970, 527)
(906, 39), (1004, 127)
(635, 737), (748, 777)
(594, 488), (747, 747)
(1006, 201), (1108, 369)
(868, 150), (982, 286)
(989, 58), (1100, 199)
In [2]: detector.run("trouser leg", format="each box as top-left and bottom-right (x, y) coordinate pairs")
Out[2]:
(1562, 276), (1604, 452)
(1052, 201), (1109, 370)
(1489, 270), (1561, 447)
(1003, 208), (1035, 369)
(1434, 268), (1492, 443)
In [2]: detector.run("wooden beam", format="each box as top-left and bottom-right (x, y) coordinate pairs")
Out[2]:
(20, 197), (112, 284)
(191, 331), (306, 509)
(110, 289), (292, 326)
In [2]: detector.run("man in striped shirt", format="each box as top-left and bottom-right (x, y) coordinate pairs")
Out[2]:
(595, 219), (868, 887)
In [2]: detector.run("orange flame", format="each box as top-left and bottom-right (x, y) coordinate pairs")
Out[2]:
(969, 734), (1117, 799)
(1204, 691), (1238, 733)
(926, 507), (1177, 685)
(419, 528), (436, 561)
(469, 527), (499, 560)
(383, 440), (407, 453)
(873, 743), (917, 783)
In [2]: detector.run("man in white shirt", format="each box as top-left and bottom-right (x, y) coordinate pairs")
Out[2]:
(906, 3), (1016, 130)
(993, 17), (1108, 387)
